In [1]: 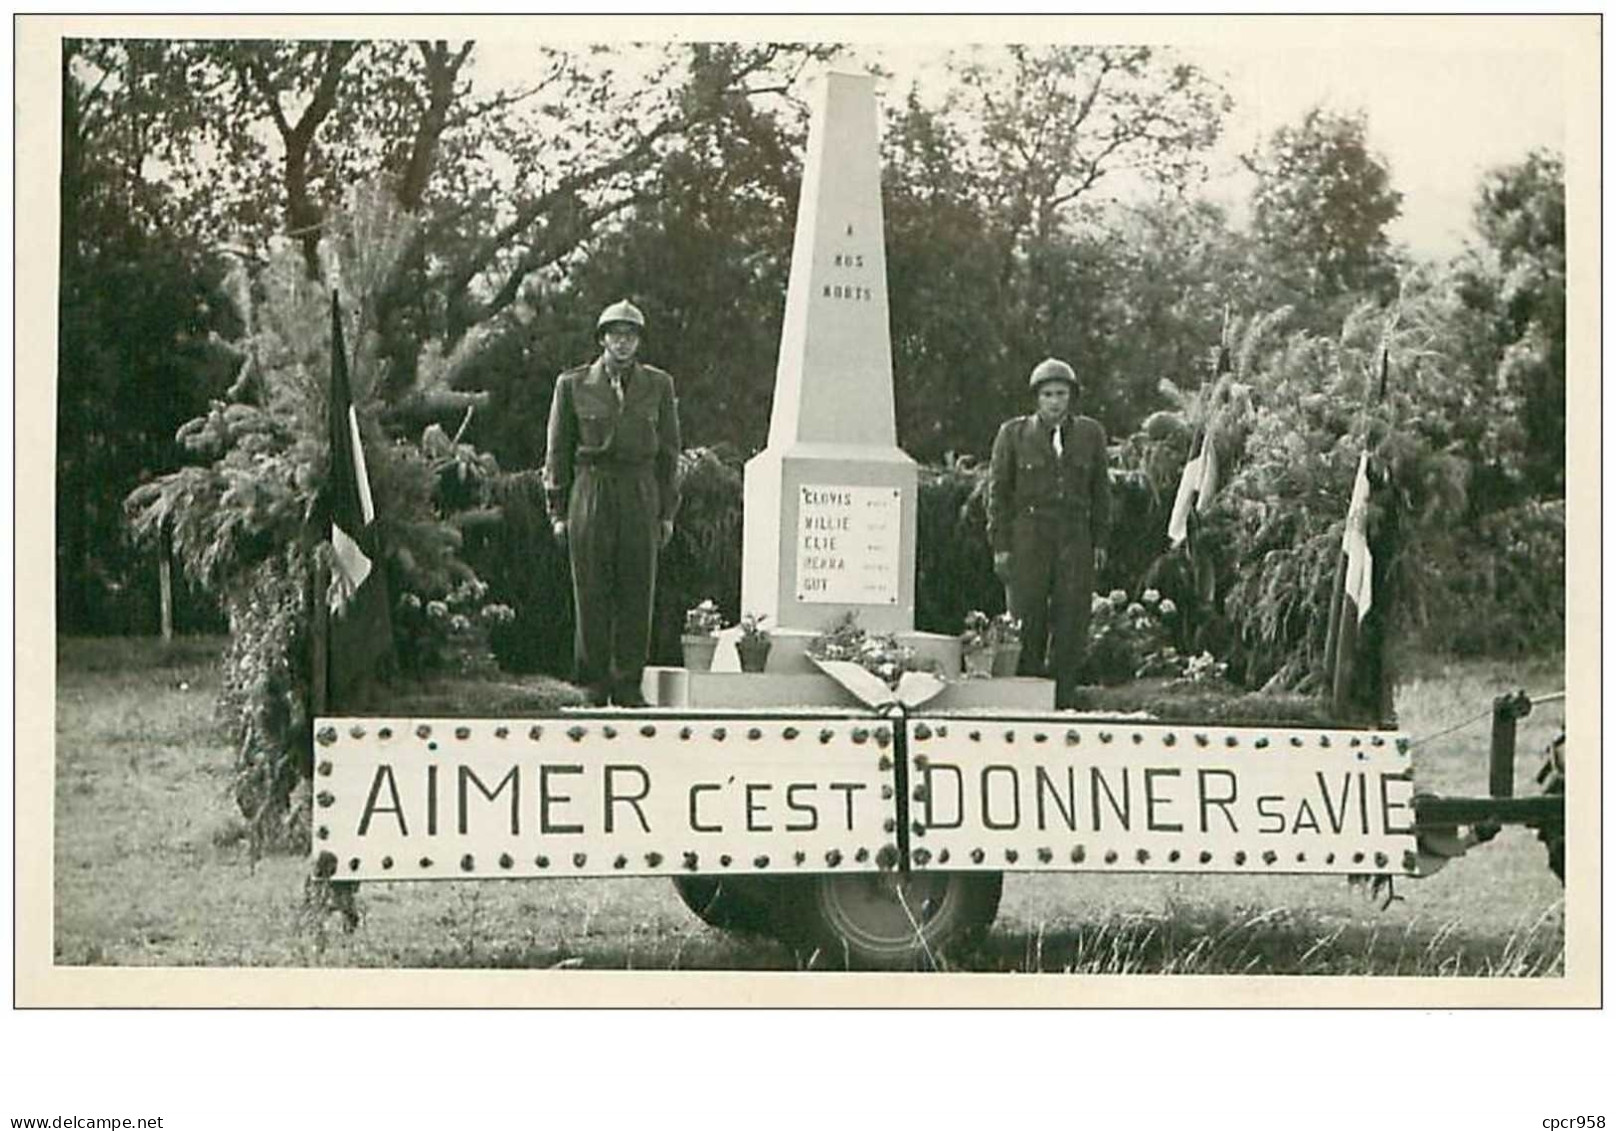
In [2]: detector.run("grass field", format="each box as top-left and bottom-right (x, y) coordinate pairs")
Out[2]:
(52, 636), (1566, 974)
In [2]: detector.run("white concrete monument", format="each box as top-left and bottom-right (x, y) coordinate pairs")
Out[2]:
(741, 70), (918, 645)
(644, 68), (1049, 708)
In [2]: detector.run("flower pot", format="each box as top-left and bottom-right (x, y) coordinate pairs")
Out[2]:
(681, 633), (718, 672)
(963, 648), (995, 679)
(992, 642), (1022, 678)
(737, 639), (772, 673)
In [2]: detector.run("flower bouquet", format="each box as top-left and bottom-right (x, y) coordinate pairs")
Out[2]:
(1087, 587), (1207, 684)
(807, 612), (940, 691)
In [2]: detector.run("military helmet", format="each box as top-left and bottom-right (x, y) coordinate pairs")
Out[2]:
(1028, 357), (1077, 391)
(596, 299), (646, 336)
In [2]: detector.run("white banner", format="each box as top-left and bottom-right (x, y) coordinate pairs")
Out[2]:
(904, 717), (1417, 875)
(315, 713), (897, 880)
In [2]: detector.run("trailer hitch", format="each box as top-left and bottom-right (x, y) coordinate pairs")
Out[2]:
(1411, 690), (1564, 874)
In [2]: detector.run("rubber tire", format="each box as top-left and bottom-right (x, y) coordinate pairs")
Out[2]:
(784, 871), (1004, 970)
(671, 875), (792, 935)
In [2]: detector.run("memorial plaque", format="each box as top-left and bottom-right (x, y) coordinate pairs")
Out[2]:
(795, 484), (902, 604)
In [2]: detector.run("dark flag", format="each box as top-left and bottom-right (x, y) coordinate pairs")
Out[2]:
(325, 291), (394, 708)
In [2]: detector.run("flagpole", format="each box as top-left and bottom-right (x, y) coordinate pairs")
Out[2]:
(1327, 284), (1403, 718)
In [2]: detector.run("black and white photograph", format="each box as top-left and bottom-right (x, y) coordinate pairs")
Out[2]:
(14, 11), (1599, 1025)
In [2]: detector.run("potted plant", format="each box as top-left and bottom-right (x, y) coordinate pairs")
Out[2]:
(736, 613), (771, 673)
(682, 598), (723, 671)
(990, 611), (1023, 677)
(960, 610), (995, 678)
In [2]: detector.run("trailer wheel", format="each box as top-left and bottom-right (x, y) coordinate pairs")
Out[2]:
(790, 871), (1003, 970)
(671, 876), (789, 935)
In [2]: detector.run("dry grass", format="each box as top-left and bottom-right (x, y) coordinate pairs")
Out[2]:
(52, 636), (1565, 974)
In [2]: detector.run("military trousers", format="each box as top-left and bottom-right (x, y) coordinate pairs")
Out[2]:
(566, 464), (660, 696)
(1007, 514), (1095, 706)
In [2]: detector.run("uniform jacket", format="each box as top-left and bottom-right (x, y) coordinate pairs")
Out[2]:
(986, 413), (1111, 553)
(543, 356), (682, 523)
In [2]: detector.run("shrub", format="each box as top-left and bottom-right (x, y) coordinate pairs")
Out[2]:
(1205, 300), (1471, 690)
(1418, 499), (1565, 656)
(126, 184), (498, 842)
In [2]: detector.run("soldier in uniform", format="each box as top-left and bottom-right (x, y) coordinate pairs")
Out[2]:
(544, 300), (682, 707)
(987, 358), (1111, 708)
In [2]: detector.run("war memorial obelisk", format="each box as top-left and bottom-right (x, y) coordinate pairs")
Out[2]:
(648, 68), (1046, 706)
(740, 70), (923, 660)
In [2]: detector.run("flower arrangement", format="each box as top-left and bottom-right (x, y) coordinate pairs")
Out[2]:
(680, 598), (724, 671)
(959, 610), (994, 655)
(1086, 587), (1222, 685)
(960, 609), (995, 678)
(808, 612), (938, 690)
(396, 575), (514, 675)
(990, 612), (1022, 646)
(683, 598), (723, 638)
(738, 612), (769, 642)
(1086, 586), (1175, 685)
(989, 611), (1024, 677)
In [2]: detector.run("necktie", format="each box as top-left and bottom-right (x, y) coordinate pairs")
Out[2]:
(1052, 422), (1064, 458)
(611, 372), (624, 406)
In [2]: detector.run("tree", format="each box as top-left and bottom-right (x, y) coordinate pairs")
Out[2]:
(1246, 108), (1404, 318)
(880, 48), (1230, 457)
(1457, 149), (1565, 498)
(58, 40), (240, 633)
(883, 89), (1016, 459)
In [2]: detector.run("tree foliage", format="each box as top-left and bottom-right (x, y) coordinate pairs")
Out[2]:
(1246, 108), (1404, 318)
(58, 40), (242, 632)
(883, 46), (1231, 456)
(1453, 149), (1565, 498)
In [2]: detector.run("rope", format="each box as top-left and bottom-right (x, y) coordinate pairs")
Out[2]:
(1407, 703), (1496, 751)
(1407, 689), (1567, 751)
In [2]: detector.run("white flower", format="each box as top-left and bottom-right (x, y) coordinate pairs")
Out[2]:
(1126, 602), (1145, 617)
(426, 600), (449, 619)
(1159, 598), (1177, 616)
(1142, 588), (1161, 604)
(1109, 589), (1128, 607)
